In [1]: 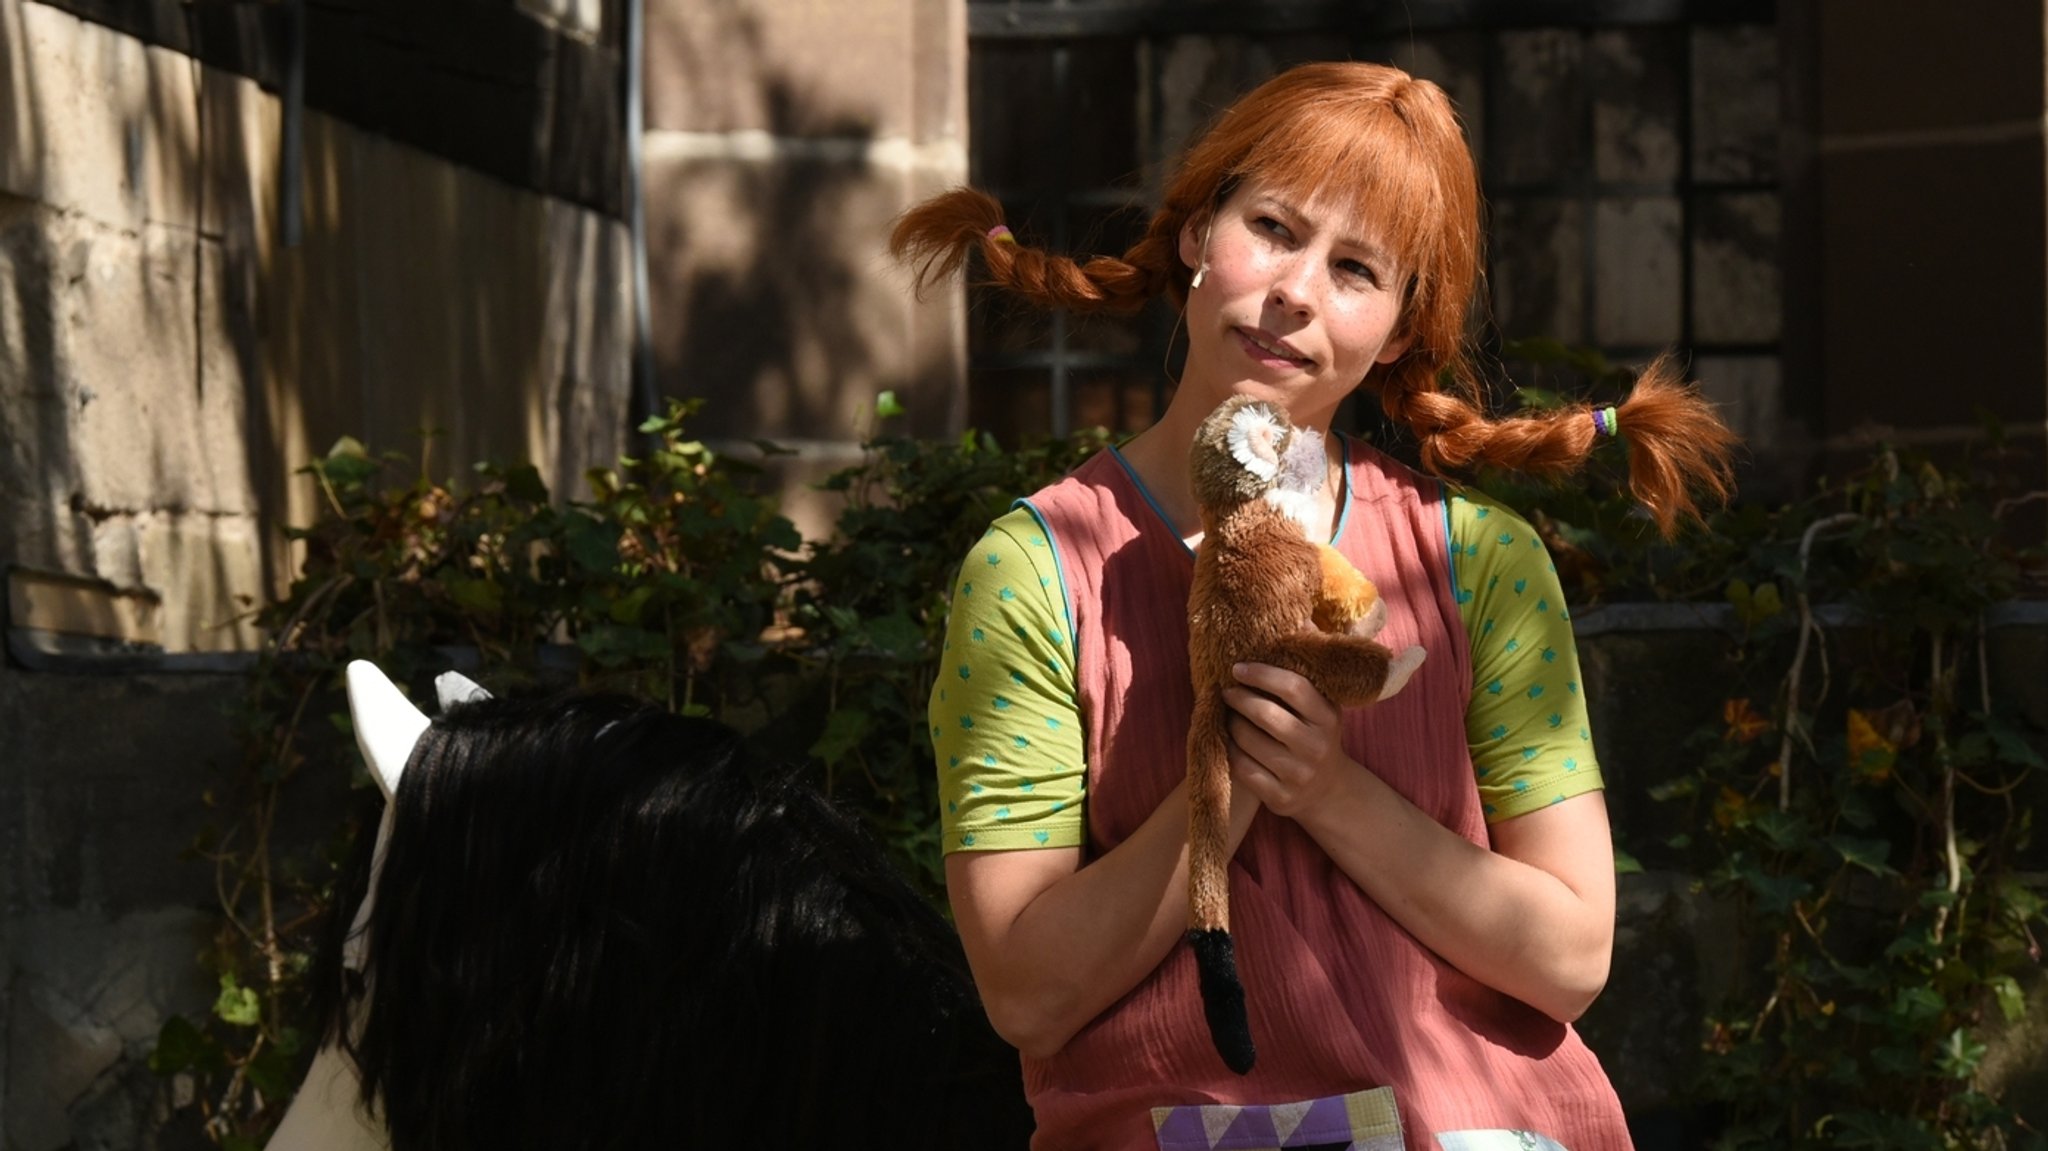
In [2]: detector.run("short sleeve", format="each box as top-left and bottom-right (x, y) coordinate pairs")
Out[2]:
(1448, 490), (1604, 822)
(929, 508), (1087, 852)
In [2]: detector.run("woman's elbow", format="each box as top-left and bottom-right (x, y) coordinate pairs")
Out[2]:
(1541, 946), (1612, 1024)
(979, 985), (1079, 1060)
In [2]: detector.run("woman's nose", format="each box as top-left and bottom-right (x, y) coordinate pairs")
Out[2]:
(1268, 255), (1319, 316)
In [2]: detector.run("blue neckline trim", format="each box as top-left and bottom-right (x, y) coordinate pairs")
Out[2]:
(1111, 437), (1355, 558)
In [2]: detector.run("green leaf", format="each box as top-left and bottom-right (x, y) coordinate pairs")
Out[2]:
(504, 463), (550, 503)
(1826, 834), (1896, 876)
(1613, 847), (1644, 875)
(563, 515), (622, 573)
(1892, 985), (1944, 1024)
(809, 708), (871, 767)
(213, 974), (262, 1028)
(1936, 1026), (1987, 1079)
(148, 1014), (221, 1075)
(1986, 715), (2046, 769)
(445, 575), (505, 614)
(1993, 974), (2027, 1023)
(875, 390), (906, 418)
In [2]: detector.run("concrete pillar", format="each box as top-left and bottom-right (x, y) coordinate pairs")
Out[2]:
(1806, 0), (2048, 494)
(642, 0), (969, 541)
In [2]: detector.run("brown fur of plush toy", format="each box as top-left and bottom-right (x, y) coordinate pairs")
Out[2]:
(1185, 395), (1426, 1075)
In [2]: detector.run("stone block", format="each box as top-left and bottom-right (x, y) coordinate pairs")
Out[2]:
(0, 1), (209, 234)
(1492, 29), (1586, 189)
(1820, 137), (2045, 431)
(1694, 354), (1785, 462)
(1590, 28), (1682, 185)
(645, 147), (959, 444)
(1691, 24), (1779, 183)
(133, 511), (267, 652)
(1390, 32), (1486, 160)
(1692, 193), (1781, 344)
(646, 0), (962, 144)
(1157, 36), (1282, 160)
(1591, 196), (1681, 347)
(60, 221), (259, 519)
(1490, 197), (1585, 342)
(5, 986), (123, 1151)
(538, 199), (634, 500)
(1818, 0), (2044, 137)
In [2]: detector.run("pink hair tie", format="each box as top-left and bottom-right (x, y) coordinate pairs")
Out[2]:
(986, 224), (1017, 244)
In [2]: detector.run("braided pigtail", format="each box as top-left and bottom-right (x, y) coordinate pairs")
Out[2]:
(890, 187), (1179, 316)
(1381, 354), (1738, 536)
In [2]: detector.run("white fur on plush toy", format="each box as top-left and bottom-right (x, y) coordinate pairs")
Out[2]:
(267, 663), (489, 1151)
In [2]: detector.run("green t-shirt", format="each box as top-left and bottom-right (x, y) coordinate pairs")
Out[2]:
(929, 459), (1602, 853)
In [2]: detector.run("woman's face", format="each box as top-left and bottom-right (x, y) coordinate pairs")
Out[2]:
(1176, 181), (1410, 427)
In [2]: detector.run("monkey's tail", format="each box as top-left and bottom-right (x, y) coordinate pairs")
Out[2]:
(1188, 696), (1256, 1074)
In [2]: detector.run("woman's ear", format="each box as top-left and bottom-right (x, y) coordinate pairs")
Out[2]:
(1179, 215), (1206, 274)
(1375, 330), (1415, 365)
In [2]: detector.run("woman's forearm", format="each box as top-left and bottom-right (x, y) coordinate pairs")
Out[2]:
(946, 779), (1259, 1058)
(1296, 765), (1615, 1022)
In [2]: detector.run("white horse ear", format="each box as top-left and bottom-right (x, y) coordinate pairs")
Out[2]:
(434, 670), (493, 711)
(346, 661), (429, 802)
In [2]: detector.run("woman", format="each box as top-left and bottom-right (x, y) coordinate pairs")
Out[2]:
(894, 62), (1736, 1150)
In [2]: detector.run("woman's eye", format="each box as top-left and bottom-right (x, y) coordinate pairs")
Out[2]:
(1253, 216), (1290, 239)
(1338, 259), (1380, 286)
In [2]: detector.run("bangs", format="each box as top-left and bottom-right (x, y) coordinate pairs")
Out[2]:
(1231, 95), (1458, 290)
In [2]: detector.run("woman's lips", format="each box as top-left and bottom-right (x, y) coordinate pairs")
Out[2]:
(1233, 326), (1312, 368)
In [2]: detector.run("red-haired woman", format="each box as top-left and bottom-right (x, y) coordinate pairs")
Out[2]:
(902, 62), (1735, 1151)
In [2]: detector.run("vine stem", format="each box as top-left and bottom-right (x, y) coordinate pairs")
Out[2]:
(1931, 632), (1963, 946)
(1778, 513), (1863, 811)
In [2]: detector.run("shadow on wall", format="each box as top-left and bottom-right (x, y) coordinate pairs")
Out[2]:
(0, 1), (631, 653)
(647, 0), (897, 448)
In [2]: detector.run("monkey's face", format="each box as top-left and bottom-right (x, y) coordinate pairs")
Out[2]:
(1190, 396), (1329, 528)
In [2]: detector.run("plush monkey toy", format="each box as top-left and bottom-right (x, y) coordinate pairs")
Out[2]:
(1185, 395), (1426, 1075)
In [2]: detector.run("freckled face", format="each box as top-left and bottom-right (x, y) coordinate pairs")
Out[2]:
(1178, 183), (1411, 427)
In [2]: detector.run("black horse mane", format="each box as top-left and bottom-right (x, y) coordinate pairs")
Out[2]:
(313, 690), (1030, 1149)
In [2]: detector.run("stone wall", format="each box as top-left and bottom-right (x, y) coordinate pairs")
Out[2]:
(642, 0), (969, 541)
(0, 0), (634, 655)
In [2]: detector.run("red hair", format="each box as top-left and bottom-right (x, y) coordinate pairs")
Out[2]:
(892, 61), (1737, 534)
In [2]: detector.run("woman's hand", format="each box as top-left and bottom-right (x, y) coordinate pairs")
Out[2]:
(1221, 659), (1616, 1023)
(1221, 661), (1359, 817)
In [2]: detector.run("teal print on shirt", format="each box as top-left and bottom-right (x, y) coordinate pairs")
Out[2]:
(1513, 778), (1531, 790)
(983, 754), (997, 766)
(1031, 535), (1046, 547)
(1548, 713), (1564, 729)
(957, 665), (970, 679)
(969, 783), (983, 794)
(1485, 679), (1504, 696)
(1000, 587), (1016, 601)
(1504, 638), (1520, 654)
(961, 833), (976, 846)
(1048, 628), (1065, 646)
(1474, 505), (1491, 519)
(1567, 680), (1579, 693)
(993, 696), (1011, 710)
(1490, 724), (1510, 741)
(1482, 619), (1496, 636)
(1010, 670), (1027, 685)
(1456, 587), (1474, 604)
(1020, 780), (1035, 792)
(1527, 684), (1545, 699)
(985, 553), (1001, 566)
(1045, 716), (1062, 729)
(948, 756), (960, 768)
(971, 627), (986, 643)
(962, 582), (973, 596)
(1034, 830), (1051, 844)
(1579, 727), (1591, 741)
(1541, 646), (1557, 663)
(1497, 532), (1514, 547)
(1537, 599), (1551, 614)
(996, 807), (1011, 820)
(1013, 735), (1031, 749)
(1513, 578), (1527, 594)
(1520, 748), (1538, 763)
(1564, 757), (1579, 771)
